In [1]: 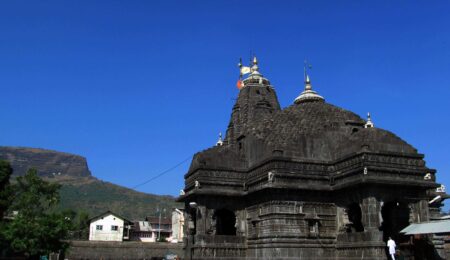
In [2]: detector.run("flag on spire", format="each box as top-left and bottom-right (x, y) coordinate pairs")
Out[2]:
(236, 79), (243, 89)
(239, 57), (251, 75)
(240, 66), (251, 75)
(237, 57), (249, 89)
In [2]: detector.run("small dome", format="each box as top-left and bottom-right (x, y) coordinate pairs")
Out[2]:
(294, 75), (324, 104)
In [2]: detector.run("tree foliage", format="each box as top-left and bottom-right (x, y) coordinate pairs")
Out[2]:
(66, 210), (90, 240)
(0, 160), (13, 218)
(0, 166), (75, 258)
(11, 169), (61, 216)
(0, 161), (14, 255)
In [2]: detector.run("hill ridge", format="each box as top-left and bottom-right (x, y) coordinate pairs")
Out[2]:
(0, 146), (179, 220)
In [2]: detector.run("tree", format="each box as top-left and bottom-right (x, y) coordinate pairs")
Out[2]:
(0, 160), (13, 218)
(73, 210), (90, 240)
(0, 161), (14, 256)
(65, 209), (90, 240)
(1, 168), (73, 259)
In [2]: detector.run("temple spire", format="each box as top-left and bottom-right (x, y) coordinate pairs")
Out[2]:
(365, 112), (374, 128)
(294, 73), (324, 104)
(305, 75), (311, 90)
(216, 132), (224, 146)
(250, 56), (260, 75)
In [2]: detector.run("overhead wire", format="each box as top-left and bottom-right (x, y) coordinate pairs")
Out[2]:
(131, 155), (192, 189)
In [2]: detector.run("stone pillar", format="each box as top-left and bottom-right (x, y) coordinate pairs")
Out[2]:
(196, 205), (207, 234)
(418, 200), (430, 222)
(361, 197), (381, 230)
(235, 210), (247, 236)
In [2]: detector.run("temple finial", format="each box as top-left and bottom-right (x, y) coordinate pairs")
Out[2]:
(251, 56), (259, 74)
(305, 75), (312, 90)
(365, 112), (374, 128)
(304, 60), (312, 82)
(294, 73), (324, 104)
(216, 132), (224, 146)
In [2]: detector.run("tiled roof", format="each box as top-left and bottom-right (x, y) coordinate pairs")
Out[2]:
(145, 216), (172, 225)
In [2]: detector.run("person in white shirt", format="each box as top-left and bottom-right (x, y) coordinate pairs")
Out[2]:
(387, 237), (396, 260)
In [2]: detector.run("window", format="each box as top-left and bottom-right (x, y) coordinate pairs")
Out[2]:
(214, 209), (237, 235)
(96, 225), (103, 230)
(111, 225), (118, 231)
(309, 221), (317, 233)
(308, 220), (318, 237)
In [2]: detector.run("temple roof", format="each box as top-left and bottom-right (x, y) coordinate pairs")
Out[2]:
(246, 101), (417, 161)
(190, 62), (419, 170)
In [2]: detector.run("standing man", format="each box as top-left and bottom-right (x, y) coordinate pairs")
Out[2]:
(387, 237), (397, 260)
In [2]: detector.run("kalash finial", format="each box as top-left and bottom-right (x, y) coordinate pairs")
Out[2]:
(294, 62), (324, 104)
(216, 132), (224, 146)
(365, 112), (374, 128)
(305, 74), (312, 90)
(251, 56), (259, 74)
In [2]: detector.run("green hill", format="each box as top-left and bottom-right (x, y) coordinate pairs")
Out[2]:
(56, 177), (180, 220)
(0, 146), (181, 220)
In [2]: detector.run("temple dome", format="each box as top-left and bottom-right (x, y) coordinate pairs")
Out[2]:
(245, 101), (417, 162)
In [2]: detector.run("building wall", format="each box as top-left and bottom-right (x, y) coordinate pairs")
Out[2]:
(65, 240), (183, 260)
(89, 214), (125, 241)
(131, 231), (155, 242)
(171, 209), (184, 242)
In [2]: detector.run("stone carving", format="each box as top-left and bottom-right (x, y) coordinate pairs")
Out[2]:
(268, 171), (275, 183)
(437, 184), (446, 193)
(208, 214), (216, 235)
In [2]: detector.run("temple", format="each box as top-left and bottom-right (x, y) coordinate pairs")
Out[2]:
(178, 58), (447, 259)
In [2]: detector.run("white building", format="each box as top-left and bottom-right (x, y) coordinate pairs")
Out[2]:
(130, 214), (175, 242)
(130, 221), (155, 242)
(171, 208), (184, 243)
(89, 211), (132, 241)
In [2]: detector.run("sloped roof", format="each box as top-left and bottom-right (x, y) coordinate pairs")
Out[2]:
(132, 221), (152, 232)
(401, 220), (450, 235)
(146, 216), (172, 225)
(89, 210), (132, 224)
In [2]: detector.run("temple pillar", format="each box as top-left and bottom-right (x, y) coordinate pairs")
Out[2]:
(361, 196), (381, 231)
(196, 205), (207, 234)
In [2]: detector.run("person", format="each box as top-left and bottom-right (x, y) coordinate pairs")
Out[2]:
(387, 237), (397, 260)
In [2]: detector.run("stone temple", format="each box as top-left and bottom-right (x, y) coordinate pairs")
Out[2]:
(179, 58), (447, 259)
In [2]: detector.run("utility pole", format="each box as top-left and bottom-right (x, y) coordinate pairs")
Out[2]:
(158, 208), (161, 241)
(158, 207), (166, 241)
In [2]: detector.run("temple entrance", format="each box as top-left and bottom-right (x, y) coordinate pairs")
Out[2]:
(190, 210), (197, 235)
(214, 209), (236, 235)
(381, 201), (410, 242)
(347, 203), (364, 232)
(381, 201), (411, 259)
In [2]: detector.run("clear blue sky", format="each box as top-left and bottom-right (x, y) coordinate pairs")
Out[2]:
(1, 1), (449, 207)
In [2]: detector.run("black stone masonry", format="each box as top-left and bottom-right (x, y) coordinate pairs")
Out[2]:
(179, 64), (447, 260)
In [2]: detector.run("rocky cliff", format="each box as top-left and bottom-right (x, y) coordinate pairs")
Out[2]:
(0, 146), (91, 178)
